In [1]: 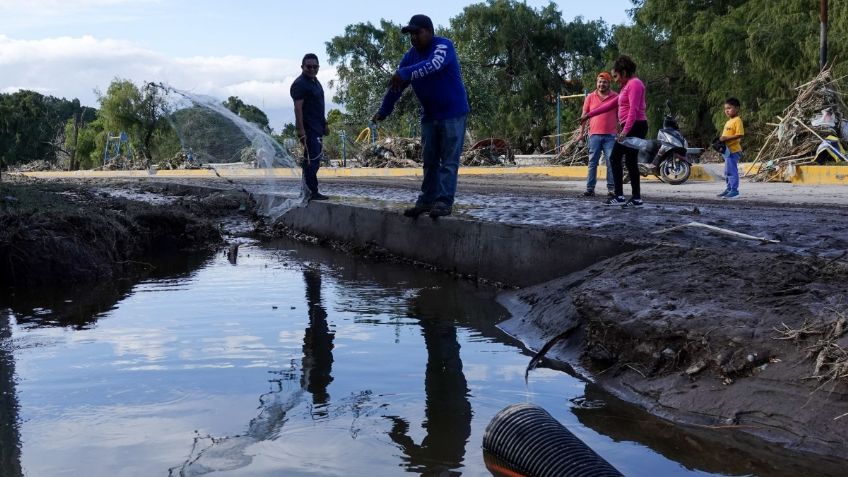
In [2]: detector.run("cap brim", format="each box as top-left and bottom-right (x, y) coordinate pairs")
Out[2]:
(401, 25), (419, 34)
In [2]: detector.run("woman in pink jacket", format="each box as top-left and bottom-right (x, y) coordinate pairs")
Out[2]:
(580, 55), (648, 207)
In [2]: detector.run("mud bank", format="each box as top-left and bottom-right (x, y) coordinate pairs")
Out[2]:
(500, 246), (848, 467)
(0, 178), (246, 287)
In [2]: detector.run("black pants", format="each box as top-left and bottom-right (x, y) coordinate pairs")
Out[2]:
(302, 133), (323, 194)
(610, 120), (649, 199)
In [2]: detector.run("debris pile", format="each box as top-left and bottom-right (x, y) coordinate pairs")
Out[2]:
(551, 128), (589, 165)
(155, 151), (201, 170)
(357, 137), (421, 168)
(751, 65), (848, 182)
(102, 155), (145, 170)
(461, 138), (514, 166)
(11, 160), (65, 172)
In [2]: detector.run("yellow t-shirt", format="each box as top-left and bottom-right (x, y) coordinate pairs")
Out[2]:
(723, 116), (744, 153)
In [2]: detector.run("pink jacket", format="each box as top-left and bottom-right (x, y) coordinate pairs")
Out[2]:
(586, 77), (647, 135)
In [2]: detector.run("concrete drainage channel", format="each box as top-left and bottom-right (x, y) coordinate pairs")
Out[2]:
(278, 200), (639, 476)
(277, 200), (637, 287)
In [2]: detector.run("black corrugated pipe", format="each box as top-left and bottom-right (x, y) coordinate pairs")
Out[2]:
(483, 403), (624, 477)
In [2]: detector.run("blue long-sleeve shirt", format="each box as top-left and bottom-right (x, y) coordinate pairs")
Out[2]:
(378, 36), (470, 122)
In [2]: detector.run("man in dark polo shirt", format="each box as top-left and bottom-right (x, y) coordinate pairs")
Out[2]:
(373, 14), (470, 218)
(290, 53), (329, 200)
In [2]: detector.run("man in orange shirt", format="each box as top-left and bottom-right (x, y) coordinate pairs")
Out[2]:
(580, 72), (618, 197)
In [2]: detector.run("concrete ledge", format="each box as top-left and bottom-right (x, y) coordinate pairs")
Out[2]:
(278, 201), (634, 287)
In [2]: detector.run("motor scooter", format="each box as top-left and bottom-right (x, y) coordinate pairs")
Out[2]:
(622, 101), (703, 185)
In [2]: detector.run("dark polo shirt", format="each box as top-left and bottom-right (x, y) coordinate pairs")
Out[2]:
(290, 74), (326, 135)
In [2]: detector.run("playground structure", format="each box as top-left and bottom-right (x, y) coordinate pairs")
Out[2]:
(103, 131), (133, 165)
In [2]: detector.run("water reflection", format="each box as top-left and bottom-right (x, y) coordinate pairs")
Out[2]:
(170, 267), (340, 475)
(0, 316), (22, 477)
(387, 301), (471, 476)
(4, 251), (211, 329)
(301, 268), (334, 417)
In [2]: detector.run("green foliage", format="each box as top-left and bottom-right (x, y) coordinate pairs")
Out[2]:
(223, 96), (271, 132)
(326, 19), (421, 136)
(91, 78), (181, 165)
(620, 0), (848, 146)
(64, 114), (105, 169)
(169, 107), (250, 163)
(326, 1), (611, 152)
(451, 0), (610, 149)
(0, 90), (88, 168)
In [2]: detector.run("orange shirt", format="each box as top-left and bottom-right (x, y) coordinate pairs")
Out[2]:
(582, 90), (619, 136)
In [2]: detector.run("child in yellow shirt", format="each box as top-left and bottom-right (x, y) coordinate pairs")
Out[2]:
(718, 97), (744, 199)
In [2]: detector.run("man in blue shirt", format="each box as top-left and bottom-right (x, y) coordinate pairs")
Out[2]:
(373, 14), (470, 218)
(291, 53), (329, 201)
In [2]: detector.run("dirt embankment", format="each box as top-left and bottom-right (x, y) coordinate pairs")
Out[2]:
(0, 177), (247, 287)
(501, 246), (848, 464)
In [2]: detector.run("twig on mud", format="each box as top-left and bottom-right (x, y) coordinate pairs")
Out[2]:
(624, 363), (647, 378)
(524, 323), (580, 383)
(115, 259), (156, 270)
(652, 222), (781, 244)
(834, 411), (848, 421)
(776, 308), (848, 387)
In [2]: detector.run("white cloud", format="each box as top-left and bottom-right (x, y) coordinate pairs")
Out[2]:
(0, 34), (339, 128)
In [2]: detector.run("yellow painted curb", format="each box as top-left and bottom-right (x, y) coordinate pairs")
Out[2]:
(791, 165), (848, 185)
(25, 164), (848, 184)
(21, 165), (714, 181)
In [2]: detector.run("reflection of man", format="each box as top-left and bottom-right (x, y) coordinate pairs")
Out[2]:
(372, 14), (470, 218)
(291, 53), (330, 201)
(301, 269), (334, 417)
(580, 72), (618, 197)
(387, 292), (471, 475)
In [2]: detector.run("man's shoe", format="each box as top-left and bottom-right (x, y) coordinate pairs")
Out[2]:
(604, 196), (626, 206)
(716, 189), (730, 197)
(582, 190), (595, 197)
(622, 198), (644, 208)
(310, 192), (329, 201)
(723, 190), (740, 199)
(429, 203), (452, 218)
(403, 204), (431, 217)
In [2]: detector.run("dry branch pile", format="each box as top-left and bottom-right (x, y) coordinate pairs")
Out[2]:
(357, 137), (421, 168)
(551, 127), (589, 165)
(751, 66), (848, 182)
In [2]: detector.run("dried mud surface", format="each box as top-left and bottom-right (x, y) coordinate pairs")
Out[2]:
(501, 247), (848, 468)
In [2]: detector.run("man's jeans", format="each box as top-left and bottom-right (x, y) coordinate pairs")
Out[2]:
(723, 149), (741, 192)
(587, 134), (615, 192)
(418, 115), (467, 207)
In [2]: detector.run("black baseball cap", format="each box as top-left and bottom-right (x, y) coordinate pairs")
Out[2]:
(401, 14), (433, 33)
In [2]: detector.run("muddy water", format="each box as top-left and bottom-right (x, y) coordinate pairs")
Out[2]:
(0, 240), (823, 477)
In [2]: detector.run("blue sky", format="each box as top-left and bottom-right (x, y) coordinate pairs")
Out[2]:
(0, 0), (633, 129)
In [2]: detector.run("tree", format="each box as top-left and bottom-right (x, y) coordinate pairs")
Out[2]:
(223, 96), (271, 132)
(450, 0), (611, 150)
(0, 90), (88, 168)
(326, 19), (420, 136)
(619, 0), (848, 146)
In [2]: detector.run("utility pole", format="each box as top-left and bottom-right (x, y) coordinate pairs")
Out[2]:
(820, 0), (828, 71)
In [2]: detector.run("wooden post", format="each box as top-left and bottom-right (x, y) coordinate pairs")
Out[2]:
(820, 0), (828, 71)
